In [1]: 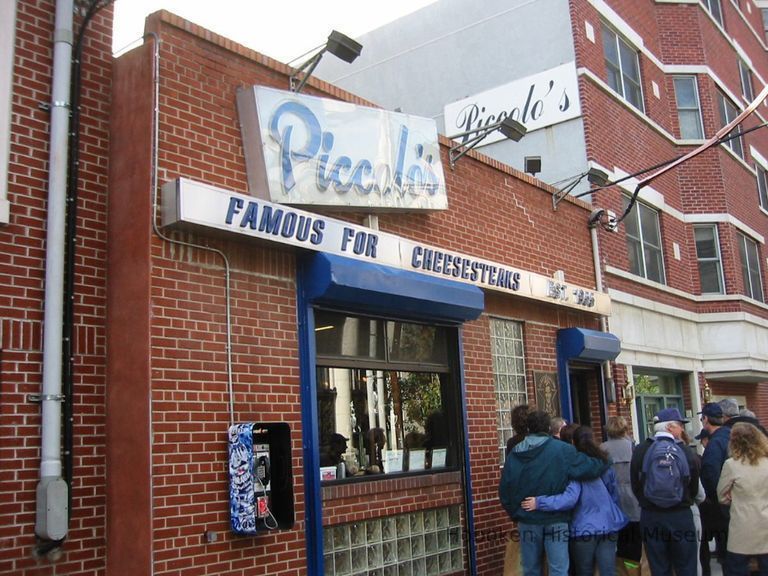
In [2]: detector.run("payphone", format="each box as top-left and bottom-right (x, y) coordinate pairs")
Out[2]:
(228, 422), (294, 535)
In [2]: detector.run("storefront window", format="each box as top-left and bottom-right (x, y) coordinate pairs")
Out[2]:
(315, 310), (458, 482)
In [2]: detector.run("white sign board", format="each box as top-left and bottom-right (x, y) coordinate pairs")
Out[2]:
(162, 178), (611, 315)
(444, 62), (581, 148)
(237, 86), (448, 212)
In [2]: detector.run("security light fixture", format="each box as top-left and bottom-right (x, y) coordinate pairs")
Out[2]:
(448, 117), (527, 169)
(290, 30), (362, 93)
(586, 167), (610, 187)
(552, 166), (612, 210)
(524, 156), (542, 177)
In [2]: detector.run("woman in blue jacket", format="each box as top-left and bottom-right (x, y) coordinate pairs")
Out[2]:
(521, 426), (628, 576)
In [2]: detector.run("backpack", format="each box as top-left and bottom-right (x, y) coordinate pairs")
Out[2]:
(641, 437), (690, 508)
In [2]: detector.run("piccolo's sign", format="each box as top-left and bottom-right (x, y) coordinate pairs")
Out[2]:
(162, 178), (611, 315)
(444, 62), (581, 149)
(237, 86), (447, 212)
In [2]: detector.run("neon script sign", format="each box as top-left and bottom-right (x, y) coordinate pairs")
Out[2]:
(237, 86), (448, 211)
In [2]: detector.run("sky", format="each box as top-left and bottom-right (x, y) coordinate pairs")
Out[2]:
(112, 0), (436, 63)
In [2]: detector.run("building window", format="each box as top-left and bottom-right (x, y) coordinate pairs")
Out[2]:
(762, 9), (768, 43)
(602, 23), (643, 112)
(322, 506), (465, 575)
(701, 0), (724, 26)
(674, 76), (704, 139)
(623, 195), (666, 284)
(738, 234), (764, 302)
(314, 310), (461, 480)
(758, 164), (768, 211)
(739, 59), (754, 102)
(717, 92), (744, 158)
(694, 225), (724, 294)
(490, 318), (527, 464)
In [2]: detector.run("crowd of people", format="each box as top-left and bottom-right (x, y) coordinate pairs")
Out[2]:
(498, 399), (768, 576)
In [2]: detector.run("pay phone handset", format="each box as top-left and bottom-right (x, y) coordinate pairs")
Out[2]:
(253, 444), (278, 530)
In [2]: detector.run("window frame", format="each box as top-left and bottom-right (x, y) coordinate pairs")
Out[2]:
(756, 163), (768, 212)
(738, 59), (754, 102)
(717, 92), (744, 158)
(702, 0), (724, 26)
(694, 224), (725, 294)
(738, 234), (764, 302)
(762, 8), (768, 43)
(623, 195), (666, 284)
(673, 76), (704, 140)
(490, 318), (528, 465)
(601, 22), (644, 112)
(314, 309), (463, 483)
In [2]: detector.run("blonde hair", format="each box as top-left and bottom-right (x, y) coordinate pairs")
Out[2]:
(606, 416), (629, 439)
(729, 422), (768, 466)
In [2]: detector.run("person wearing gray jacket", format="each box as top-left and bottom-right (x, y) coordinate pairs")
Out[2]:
(601, 416), (642, 567)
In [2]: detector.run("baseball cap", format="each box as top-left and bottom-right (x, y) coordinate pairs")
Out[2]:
(654, 407), (689, 424)
(697, 402), (723, 419)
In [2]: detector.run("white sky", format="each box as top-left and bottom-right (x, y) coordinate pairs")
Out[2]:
(112, 0), (436, 63)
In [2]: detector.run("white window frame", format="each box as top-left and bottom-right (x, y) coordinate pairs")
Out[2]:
(0, 0), (17, 225)
(702, 0), (724, 26)
(717, 92), (744, 158)
(739, 59), (754, 102)
(623, 195), (666, 284)
(673, 76), (704, 140)
(738, 233), (764, 302)
(694, 224), (725, 294)
(601, 23), (644, 112)
(490, 318), (527, 465)
(762, 8), (768, 43)
(756, 163), (768, 211)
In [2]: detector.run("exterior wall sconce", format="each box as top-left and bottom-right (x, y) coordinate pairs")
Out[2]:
(290, 30), (363, 93)
(448, 117), (527, 169)
(622, 378), (635, 406)
(702, 381), (712, 403)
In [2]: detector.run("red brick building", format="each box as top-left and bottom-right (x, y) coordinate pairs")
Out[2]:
(1, 3), (621, 576)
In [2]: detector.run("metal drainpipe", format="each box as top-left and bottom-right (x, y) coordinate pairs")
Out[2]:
(589, 213), (616, 408)
(36, 0), (74, 542)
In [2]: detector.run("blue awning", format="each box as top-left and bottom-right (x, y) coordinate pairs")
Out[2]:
(301, 253), (484, 323)
(557, 327), (621, 361)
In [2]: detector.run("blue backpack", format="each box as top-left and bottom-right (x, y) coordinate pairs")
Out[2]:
(641, 437), (690, 508)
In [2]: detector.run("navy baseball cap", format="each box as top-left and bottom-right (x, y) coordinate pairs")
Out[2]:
(697, 403), (723, 419)
(654, 407), (689, 424)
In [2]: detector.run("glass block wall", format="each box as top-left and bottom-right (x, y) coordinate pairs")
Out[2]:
(323, 505), (464, 575)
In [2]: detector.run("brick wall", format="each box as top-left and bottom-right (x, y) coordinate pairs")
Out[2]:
(0, 1), (113, 574)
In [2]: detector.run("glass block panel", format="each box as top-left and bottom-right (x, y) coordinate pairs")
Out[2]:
(350, 522), (366, 547)
(334, 550), (352, 576)
(368, 543), (383, 569)
(411, 533), (425, 558)
(426, 554), (440, 576)
(398, 561), (412, 576)
(436, 508), (449, 529)
(439, 551), (451, 573)
(366, 519), (382, 543)
(324, 528), (335, 551)
(425, 531), (438, 554)
(351, 548), (366, 573)
(397, 538), (412, 560)
(438, 529), (449, 550)
(451, 549), (463, 570)
(413, 557), (426, 575)
(424, 509), (436, 532)
(449, 527), (462, 549)
(324, 553), (335, 576)
(449, 506), (460, 526)
(369, 570), (384, 576)
(334, 525), (351, 550)
(382, 540), (397, 564)
(396, 515), (410, 537)
(382, 517), (397, 541)
(409, 511), (424, 534)
(383, 566), (398, 576)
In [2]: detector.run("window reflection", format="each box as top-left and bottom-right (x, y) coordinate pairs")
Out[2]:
(317, 367), (453, 480)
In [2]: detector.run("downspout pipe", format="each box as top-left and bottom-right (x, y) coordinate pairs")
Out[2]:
(36, 0), (74, 542)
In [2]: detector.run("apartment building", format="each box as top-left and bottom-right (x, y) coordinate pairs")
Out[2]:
(318, 0), (768, 438)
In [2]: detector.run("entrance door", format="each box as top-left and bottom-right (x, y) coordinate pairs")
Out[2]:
(633, 371), (685, 442)
(568, 363), (605, 429)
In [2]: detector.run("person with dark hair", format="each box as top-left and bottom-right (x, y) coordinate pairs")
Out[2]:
(698, 402), (730, 571)
(522, 426), (628, 575)
(717, 422), (768, 575)
(506, 404), (530, 455)
(499, 411), (609, 576)
(601, 416), (642, 572)
(719, 398), (768, 437)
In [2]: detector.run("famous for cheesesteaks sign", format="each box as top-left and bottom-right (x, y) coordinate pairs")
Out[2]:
(162, 178), (611, 315)
(237, 86), (447, 212)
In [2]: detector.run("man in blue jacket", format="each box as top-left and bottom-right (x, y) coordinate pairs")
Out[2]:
(699, 402), (729, 569)
(499, 411), (608, 576)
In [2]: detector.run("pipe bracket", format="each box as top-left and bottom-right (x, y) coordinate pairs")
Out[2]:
(27, 393), (66, 404)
